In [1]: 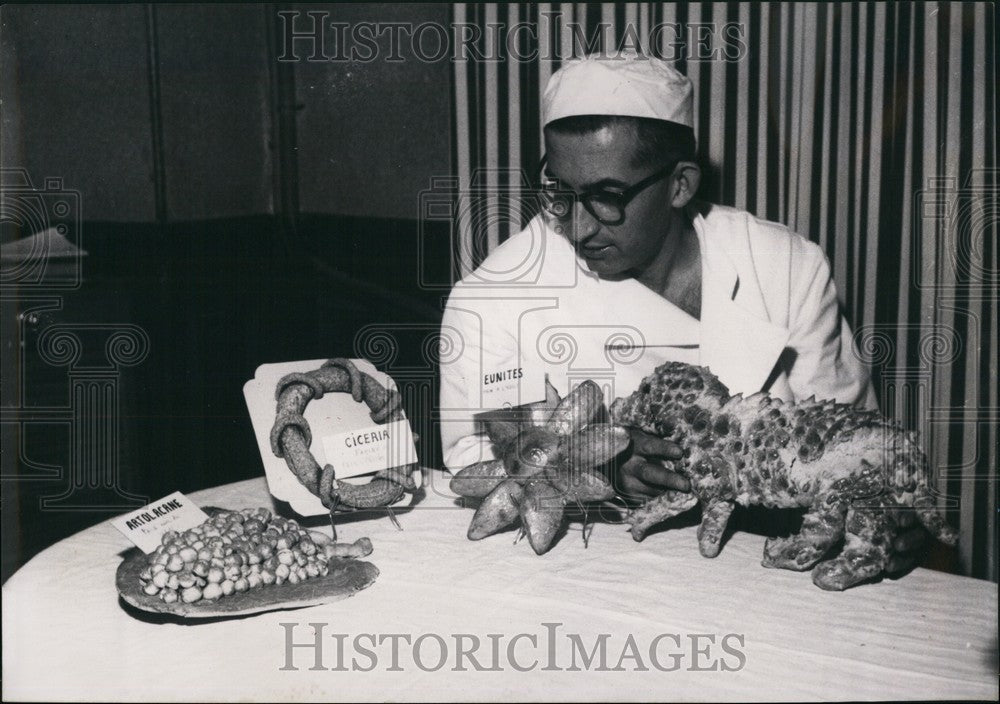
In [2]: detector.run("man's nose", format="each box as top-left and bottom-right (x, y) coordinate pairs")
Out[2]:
(566, 202), (600, 244)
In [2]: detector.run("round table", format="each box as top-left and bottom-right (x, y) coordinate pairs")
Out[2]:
(3, 471), (997, 701)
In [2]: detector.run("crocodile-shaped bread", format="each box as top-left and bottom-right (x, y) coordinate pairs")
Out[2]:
(609, 361), (958, 590)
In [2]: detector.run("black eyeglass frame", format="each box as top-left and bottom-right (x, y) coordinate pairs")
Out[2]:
(537, 155), (678, 226)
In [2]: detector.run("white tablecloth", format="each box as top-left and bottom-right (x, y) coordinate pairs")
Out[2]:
(3, 472), (997, 701)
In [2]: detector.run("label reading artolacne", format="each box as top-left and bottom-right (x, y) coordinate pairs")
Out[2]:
(111, 492), (210, 554)
(321, 418), (417, 479)
(479, 365), (546, 410)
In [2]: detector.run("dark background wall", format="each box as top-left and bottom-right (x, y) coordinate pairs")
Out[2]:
(1, 3), (454, 582)
(2, 3), (452, 221)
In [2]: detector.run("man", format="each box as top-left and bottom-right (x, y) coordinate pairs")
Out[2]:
(439, 54), (921, 571)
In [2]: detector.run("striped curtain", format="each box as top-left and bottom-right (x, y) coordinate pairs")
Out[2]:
(449, 2), (997, 581)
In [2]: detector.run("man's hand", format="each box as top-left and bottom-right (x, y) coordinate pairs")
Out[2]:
(616, 428), (690, 501)
(885, 509), (930, 576)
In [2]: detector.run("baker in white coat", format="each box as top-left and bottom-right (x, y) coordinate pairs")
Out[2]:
(439, 201), (877, 462)
(440, 55), (877, 499)
(439, 53), (931, 573)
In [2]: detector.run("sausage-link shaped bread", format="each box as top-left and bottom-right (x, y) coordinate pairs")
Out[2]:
(269, 359), (417, 510)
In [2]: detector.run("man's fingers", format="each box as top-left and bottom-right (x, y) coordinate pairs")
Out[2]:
(886, 552), (918, 576)
(615, 457), (654, 499)
(629, 430), (684, 460)
(617, 473), (660, 501)
(892, 526), (927, 554)
(616, 455), (689, 499)
(636, 461), (691, 492)
(886, 521), (929, 576)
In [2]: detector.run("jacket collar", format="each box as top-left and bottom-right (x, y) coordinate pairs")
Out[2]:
(694, 203), (790, 396)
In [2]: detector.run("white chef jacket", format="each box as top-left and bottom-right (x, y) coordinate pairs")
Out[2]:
(438, 202), (877, 471)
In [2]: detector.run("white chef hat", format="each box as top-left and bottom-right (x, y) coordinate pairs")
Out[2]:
(542, 53), (694, 129)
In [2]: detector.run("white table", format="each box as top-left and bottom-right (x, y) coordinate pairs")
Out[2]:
(4, 472), (997, 701)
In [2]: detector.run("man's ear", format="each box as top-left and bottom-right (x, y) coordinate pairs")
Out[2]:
(669, 162), (701, 208)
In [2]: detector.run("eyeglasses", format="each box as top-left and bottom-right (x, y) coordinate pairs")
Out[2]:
(537, 156), (677, 226)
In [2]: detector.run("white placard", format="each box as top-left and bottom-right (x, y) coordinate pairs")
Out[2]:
(321, 419), (417, 478)
(478, 364), (546, 411)
(110, 491), (209, 554)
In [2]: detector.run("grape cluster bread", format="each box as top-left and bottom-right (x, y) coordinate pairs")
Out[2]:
(137, 508), (371, 604)
(117, 506), (379, 618)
